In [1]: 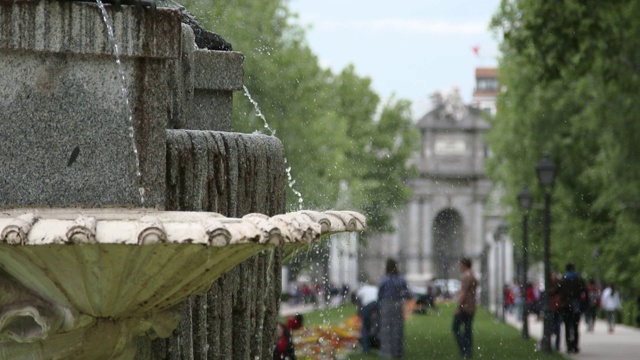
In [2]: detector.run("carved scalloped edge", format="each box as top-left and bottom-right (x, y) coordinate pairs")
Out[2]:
(242, 214), (282, 245)
(294, 210), (331, 233)
(0, 214), (38, 245)
(201, 218), (232, 246)
(0, 209), (366, 247)
(66, 216), (97, 244)
(136, 216), (167, 245)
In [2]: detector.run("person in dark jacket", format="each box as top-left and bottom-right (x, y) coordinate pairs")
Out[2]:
(549, 272), (563, 351)
(452, 257), (478, 359)
(558, 262), (586, 354)
(378, 258), (412, 358)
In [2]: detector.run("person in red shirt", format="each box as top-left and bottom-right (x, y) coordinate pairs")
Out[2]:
(549, 272), (563, 351)
(504, 285), (515, 313)
(584, 279), (600, 332)
(286, 314), (304, 331)
(273, 322), (296, 360)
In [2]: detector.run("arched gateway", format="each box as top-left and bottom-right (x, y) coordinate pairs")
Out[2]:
(362, 90), (496, 287)
(433, 208), (464, 280)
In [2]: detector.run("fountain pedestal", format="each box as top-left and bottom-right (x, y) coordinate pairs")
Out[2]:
(0, 1), (244, 208)
(0, 2), (365, 359)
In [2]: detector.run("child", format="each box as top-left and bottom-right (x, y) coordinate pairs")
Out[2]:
(273, 322), (296, 360)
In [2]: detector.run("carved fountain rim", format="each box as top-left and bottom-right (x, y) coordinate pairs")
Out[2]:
(0, 208), (366, 247)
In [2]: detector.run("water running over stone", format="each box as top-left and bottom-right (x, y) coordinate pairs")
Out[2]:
(242, 85), (304, 209)
(95, 0), (145, 204)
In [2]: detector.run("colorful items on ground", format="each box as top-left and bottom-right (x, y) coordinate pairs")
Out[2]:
(292, 316), (360, 360)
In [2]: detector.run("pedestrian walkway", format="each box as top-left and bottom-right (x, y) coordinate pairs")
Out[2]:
(505, 312), (640, 359)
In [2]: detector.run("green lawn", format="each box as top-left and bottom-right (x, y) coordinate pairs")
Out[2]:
(301, 303), (568, 360)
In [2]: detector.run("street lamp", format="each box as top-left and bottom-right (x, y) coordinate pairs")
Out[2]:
(517, 184), (533, 339)
(536, 154), (556, 353)
(494, 221), (508, 323)
(592, 247), (601, 288)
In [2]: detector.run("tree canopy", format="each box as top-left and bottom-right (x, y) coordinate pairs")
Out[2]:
(180, 0), (418, 234)
(490, 0), (640, 294)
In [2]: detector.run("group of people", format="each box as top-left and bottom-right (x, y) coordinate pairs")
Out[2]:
(278, 258), (631, 359)
(354, 257), (478, 359)
(527, 263), (624, 354)
(287, 281), (350, 307)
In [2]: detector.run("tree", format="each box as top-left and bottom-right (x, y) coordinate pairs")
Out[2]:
(490, 0), (640, 294)
(180, 0), (418, 235)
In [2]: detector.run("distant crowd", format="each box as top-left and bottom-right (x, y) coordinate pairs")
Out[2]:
(286, 281), (351, 307)
(504, 263), (638, 354)
(275, 259), (640, 359)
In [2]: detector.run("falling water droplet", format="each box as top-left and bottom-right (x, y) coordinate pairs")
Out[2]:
(242, 85), (304, 209)
(96, 0), (144, 206)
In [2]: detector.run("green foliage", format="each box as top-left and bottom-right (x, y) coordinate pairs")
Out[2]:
(180, 0), (418, 235)
(620, 299), (640, 328)
(490, 0), (640, 294)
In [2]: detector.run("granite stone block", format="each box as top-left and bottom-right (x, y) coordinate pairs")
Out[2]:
(193, 50), (244, 91)
(0, 2), (180, 208)
(0, 1), (181, 58)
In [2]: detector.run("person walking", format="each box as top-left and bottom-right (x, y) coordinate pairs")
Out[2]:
(600, 284), (622, 333)
(356, 284), (379, 354)
(584, 279), (600, 332)
(558, 262), (586, 354)
(511, 280), (523, 320)
(378, 258), (412, 358)
(549, 272), (563, 351)
(452, 257), (478, 359)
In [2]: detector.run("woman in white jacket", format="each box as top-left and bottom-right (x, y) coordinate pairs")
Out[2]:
(600, 284), (622, 333)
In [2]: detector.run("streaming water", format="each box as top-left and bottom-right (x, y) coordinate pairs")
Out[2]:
(242, 85), (304, 209)
(95, 0), (145, 205)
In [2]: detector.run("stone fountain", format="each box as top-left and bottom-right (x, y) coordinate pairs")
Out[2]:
(0, 1), (365, 359)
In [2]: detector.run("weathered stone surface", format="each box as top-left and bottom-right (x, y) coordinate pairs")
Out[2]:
(0, 2), (178, 208)
(167, 24), (196, 130)
(192, 50), (244, 91)
(0, 1), (181, 58)
(190, 89), (234, 131)
(168, 46), (244, 131)
(149, 130), (287, 360)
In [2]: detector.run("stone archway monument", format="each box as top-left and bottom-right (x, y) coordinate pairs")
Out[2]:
(363, 89), (492, 286)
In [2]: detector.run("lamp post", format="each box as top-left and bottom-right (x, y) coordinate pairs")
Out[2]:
(592, 247), (601, 287)
(494, 221), (508, 323)
(517, 184), (533, 339)
(536, 154), (556, 353)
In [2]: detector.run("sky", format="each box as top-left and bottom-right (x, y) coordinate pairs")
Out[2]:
(288, 0), (502, 118)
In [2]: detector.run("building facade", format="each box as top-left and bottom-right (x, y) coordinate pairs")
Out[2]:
(472, 67), (499, 116)
(362, 71), (513, 311)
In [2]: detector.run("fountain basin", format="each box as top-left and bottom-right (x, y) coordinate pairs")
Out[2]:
(0, 209), (365, 322)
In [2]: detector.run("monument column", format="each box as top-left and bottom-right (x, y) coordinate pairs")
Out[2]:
(420, 198), (433, 275)
(406, 199), (421, 275)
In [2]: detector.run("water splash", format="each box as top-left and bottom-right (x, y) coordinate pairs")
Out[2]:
(242, 85), (304, 209)
(95, 0), (145, 205)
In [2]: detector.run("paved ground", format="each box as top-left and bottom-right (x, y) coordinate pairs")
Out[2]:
(505, 312), (640, 359)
